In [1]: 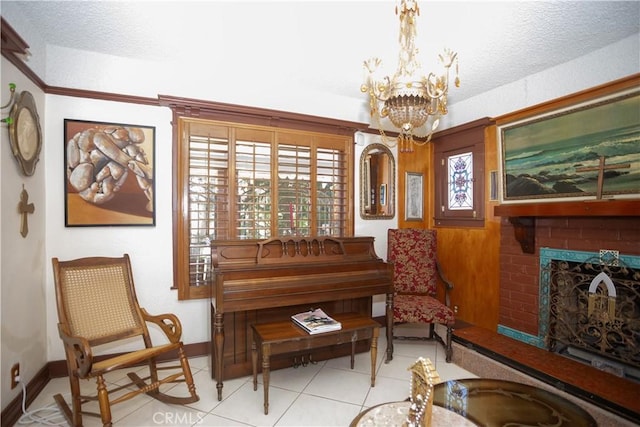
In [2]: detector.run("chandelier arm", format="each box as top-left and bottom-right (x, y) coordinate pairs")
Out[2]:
(377, 76), (391, 101)
(425, 73), (449, 100)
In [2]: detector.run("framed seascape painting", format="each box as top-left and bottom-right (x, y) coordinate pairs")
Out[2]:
(499, 88), (640, 202)
(64, 119), (156, 226)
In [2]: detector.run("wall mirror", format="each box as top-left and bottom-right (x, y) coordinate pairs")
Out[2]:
(360, 143), (395, 219)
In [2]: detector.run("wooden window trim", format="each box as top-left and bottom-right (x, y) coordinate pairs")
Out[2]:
(159, 95), (366, 136)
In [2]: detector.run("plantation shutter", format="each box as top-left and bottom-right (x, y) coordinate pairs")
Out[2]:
(176, 118), (353, 299)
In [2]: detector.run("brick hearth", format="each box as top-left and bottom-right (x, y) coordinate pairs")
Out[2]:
(452, 324), (639, 426)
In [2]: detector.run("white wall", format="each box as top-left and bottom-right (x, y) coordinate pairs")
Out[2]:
(439, 35), (640, 130)
(1, 58), (47, 408)
(354, 134), (399, 317)
(43, 96), (208, 360)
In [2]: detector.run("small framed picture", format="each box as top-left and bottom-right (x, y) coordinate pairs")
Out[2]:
(490, 170), (498, 201)
(405, 172), (423, 221)
(380, 183), (387, 206)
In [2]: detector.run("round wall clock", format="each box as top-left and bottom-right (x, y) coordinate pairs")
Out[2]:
(8, 91), (42, 176)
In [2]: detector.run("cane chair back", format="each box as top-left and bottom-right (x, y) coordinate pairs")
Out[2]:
(56, 256), (145, 344)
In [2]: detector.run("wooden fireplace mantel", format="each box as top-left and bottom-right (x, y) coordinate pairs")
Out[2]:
(494, 199), (640, 254)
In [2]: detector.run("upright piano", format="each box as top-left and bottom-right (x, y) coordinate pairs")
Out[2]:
(210, 236), (394, 400)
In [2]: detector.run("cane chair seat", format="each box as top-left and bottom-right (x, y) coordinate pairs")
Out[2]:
(52, 254), (198, 427)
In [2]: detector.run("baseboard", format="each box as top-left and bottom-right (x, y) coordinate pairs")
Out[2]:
(0, 364), (49, 427)
(0, 341), (210, 427)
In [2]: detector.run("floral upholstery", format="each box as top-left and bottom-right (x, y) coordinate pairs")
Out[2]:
(387, 228), (455, 361)
(388, 228), (438, 295)
(394, 294), (454, 325)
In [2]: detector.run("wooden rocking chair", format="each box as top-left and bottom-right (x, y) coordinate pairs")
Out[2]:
(52, 254), (198, 426)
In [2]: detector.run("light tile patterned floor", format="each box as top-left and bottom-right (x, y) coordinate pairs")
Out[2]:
(16, 327), (476, 427)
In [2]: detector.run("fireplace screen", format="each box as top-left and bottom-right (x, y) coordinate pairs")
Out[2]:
(545, 250), (639, 376)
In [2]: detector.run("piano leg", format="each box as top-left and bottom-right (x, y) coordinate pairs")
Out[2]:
(214, 311), (225, 401)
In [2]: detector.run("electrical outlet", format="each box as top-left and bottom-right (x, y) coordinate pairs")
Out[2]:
(10, 363), (20, 389)
(454, 305), (459, 314)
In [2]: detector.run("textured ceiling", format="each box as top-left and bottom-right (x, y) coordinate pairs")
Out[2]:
(4, 1), (640, 116)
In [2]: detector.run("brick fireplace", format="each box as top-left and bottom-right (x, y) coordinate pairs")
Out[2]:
(474, 203), (640, 422)
(497, 214), (640, 348)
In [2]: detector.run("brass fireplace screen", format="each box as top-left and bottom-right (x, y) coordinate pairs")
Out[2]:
(546, 253), (639, 373)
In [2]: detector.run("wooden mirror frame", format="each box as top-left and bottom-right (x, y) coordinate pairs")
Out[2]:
(360, 143), (395, 220)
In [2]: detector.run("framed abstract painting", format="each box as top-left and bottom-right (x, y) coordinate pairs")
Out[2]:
(64, 119), (155, 226)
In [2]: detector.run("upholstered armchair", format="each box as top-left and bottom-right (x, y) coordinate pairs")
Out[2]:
(387, 228), (455, 362)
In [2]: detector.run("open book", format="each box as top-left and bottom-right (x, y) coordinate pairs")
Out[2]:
(291, 308), (342, 334)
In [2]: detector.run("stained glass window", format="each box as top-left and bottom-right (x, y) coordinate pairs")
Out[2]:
(448, 152), (473, 210)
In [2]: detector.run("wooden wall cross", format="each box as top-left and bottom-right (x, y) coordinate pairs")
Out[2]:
(576, 155), (631, 200)
(18, 186), (35, 238)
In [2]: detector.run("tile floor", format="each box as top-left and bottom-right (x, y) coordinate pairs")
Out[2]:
(16, 327), (477, 426)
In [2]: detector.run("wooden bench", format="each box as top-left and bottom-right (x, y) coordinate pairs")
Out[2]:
(251, 312), (380, 415)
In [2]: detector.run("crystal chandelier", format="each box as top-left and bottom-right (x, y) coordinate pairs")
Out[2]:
(361, 0), (459, 153)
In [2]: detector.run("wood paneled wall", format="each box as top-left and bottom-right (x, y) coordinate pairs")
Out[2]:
(397, 125), (501, 331)
(397, 144), (431, 226)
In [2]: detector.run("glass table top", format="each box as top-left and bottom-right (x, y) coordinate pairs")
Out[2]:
(350, 402), (476, 427)
(433, 378), (597, 427)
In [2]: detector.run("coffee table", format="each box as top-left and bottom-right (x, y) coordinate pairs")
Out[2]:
(433, 378), (597, 426)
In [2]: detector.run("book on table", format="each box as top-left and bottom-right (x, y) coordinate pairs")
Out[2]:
(291, 308), (342, 334)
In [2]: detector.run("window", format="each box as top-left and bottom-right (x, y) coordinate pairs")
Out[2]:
(433, 118), (491, 227)
(168, 103), (356, 300)
(448, 151), (474, 210)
